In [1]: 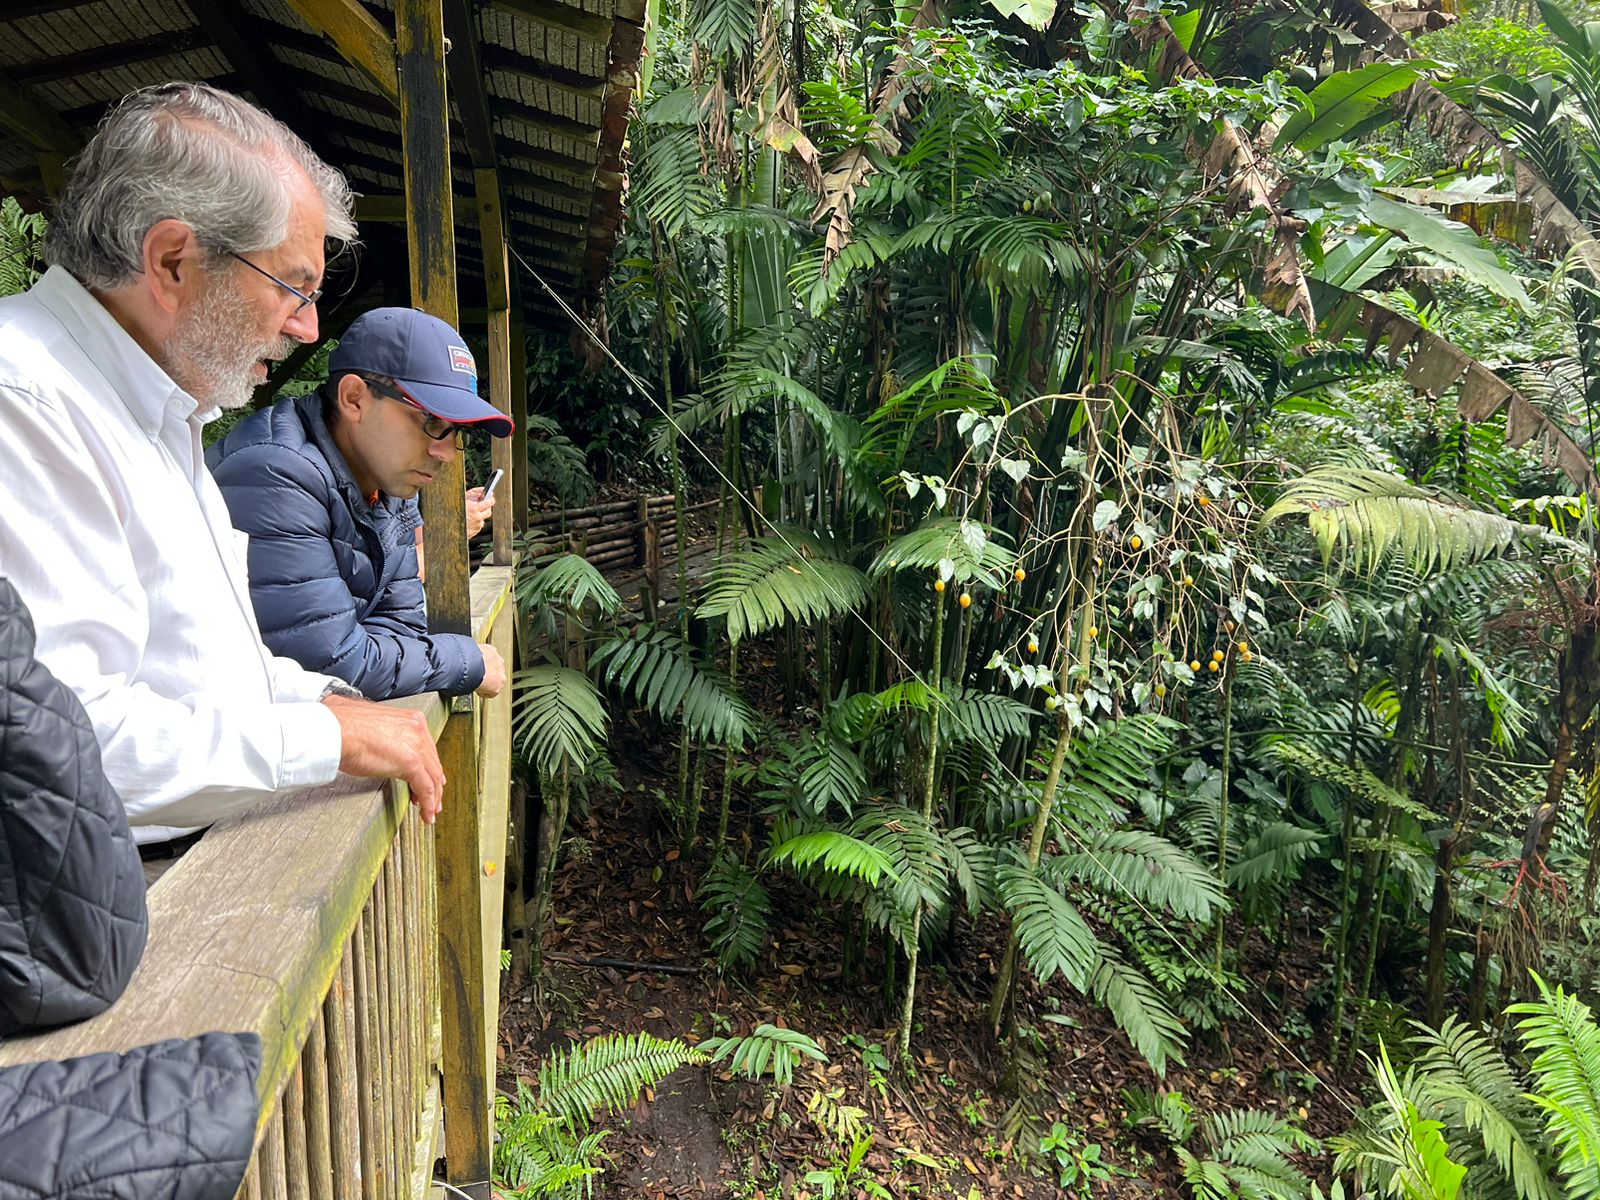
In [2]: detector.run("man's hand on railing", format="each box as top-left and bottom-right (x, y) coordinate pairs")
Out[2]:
(322, 695), (445, 823)
(476, 644), (507, 699)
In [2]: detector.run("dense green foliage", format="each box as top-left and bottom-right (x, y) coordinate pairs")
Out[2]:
(499, 0), (1600, 1187)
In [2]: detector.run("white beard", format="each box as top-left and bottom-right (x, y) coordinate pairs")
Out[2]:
(165, 270), (295, 413)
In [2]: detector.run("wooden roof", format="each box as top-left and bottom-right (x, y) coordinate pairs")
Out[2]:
(0, 0), (642, 331)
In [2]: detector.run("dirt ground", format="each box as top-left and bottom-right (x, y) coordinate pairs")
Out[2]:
(494, 718), (1354, 1199)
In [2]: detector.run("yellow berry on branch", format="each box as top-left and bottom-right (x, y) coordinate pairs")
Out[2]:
(959, 592), (972, 609)
(1183, 575), (1194, 587)
(1237, 641), (1248, 653)
(1014, 567), (1027, 582)
(1198, 495), (1211, 507)
(1212, 650), (1224, 663)
(1130, 535), (1143, 550)
(934, 579), (946, 593)
(1155, 683), (1168, 698)
(1088, 625), (1099, 639)
(1027, 639), (1039, 654)
(1208, 661), (1220, 673)
(1190, 660), (1202, 672)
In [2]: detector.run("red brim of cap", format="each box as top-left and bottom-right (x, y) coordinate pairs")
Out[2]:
(399, 378), (515, 438)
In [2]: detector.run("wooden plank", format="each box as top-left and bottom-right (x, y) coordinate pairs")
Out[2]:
(0, 67), (80, 157)
(444, 0), (497, 168)
(324, 948), (362, 1198)
(477, 608), (515, 1060)
(492, 0), (614, 44)
(283, 0), (400, 105)
(373, 860), (398, 1200)
(284, 1065), (310, 1200)
(478, 168), (516, 568)
(14, 29), (210, 84)
(260, 1105), (289, 1200)
(353, 908), (389, 1200)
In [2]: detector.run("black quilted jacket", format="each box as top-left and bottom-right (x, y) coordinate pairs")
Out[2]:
(0, 578), (262, 1198)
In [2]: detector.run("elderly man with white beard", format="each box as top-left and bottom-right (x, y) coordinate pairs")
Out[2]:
(0, 82), (446, 874)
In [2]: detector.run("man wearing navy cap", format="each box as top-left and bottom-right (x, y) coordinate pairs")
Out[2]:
(208, 307), (513, 702)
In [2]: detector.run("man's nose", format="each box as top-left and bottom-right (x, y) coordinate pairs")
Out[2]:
(283, 302), (318, 344)
(430, 436), (458, 463)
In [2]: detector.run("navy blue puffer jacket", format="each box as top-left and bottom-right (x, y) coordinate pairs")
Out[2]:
(206, 392), (485, 700)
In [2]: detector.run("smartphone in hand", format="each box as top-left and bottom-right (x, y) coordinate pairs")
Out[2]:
(482, 468), (505, 501)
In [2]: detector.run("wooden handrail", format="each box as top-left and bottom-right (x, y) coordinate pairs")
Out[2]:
(0, 566), (519, 1200)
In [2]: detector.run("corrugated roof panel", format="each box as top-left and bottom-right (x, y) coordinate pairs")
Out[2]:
(495, 115), (596, 162)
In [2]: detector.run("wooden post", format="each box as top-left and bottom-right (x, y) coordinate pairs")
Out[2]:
(510, 312), (529, 540)
(478, 167), (516, 568)
(396, 1), (492, 1197)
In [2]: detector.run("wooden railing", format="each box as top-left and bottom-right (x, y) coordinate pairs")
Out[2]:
(0, 565), (517, 1200)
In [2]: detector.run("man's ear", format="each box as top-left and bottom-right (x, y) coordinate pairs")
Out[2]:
(335, 373), (371, 423)
(141, 219), (206, 316)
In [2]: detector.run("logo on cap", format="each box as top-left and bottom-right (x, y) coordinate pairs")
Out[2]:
(448, 345), (476, 379)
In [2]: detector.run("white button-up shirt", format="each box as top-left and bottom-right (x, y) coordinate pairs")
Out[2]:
(0, 266), (343, 841)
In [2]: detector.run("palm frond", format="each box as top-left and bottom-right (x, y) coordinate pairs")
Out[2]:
(700, 1024), (827, 1086)
(696, 537), (870, 643)
(1046, 829), (1226, 923)
(517, 552), (623, 617)
(591, 627), (756, 746)
(700, 853), (772, 972)
(767, 829), (898, 887)
(997, 855), (1099, 990)
(513, 666), (609, 777)
(1262, 467), (1583, 575)
(1090, 952), (1189, 1075)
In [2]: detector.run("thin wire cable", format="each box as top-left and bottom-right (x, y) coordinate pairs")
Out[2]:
(513, 246), (1360, 1112)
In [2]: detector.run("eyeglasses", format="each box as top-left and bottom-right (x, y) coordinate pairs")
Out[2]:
(363, 377), (467, 449)
(228, 251), (322, 314)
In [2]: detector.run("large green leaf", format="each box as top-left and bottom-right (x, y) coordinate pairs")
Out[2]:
(984, 0), (1056, 30)
(1363, 194), (1530, 310)
(1275, 62), (1424, 153)
(997, 859), (1099, 990)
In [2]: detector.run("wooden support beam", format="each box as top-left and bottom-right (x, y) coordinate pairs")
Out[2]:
(0, 1), (89, 17)
(444, 0), (497, 169)
(0, 68), (80, 157)
(477, 167), (517, 567)
(284, 0), (400, 107)
(15, 29), (210, 84)
(397, 5), (490, 1200)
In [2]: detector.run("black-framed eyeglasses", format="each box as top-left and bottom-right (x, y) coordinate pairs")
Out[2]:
(228, 251), (322, 314)
(362, 377), (467, 449)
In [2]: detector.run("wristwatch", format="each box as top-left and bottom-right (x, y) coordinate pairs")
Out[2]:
(318, 678), (366, 701)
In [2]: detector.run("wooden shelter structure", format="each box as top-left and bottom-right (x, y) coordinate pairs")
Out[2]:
(0, 2), (641, 1197)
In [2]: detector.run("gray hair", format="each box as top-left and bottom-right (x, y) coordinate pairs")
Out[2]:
(46, 82), (357, 289)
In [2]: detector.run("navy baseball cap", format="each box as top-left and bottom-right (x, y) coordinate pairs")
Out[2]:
(328, 308), (514, 438)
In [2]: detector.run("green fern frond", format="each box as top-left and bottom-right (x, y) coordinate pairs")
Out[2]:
(700, 1024), (828, 1087)
(1047, 829), (1226, 923)
(1225, 822), (1324, 888)
(851, 804), (951, 919)
(517, 552), (623, 617)
(700, 853), (772, 972)
(997, 857), (1099, 990)
(1509, 975), (1600, 1197)
(1262, 467), (1582, 575)
(696, 537), (870, 643)
(940, 686), (1036, 746)
(592, 627), (756, 746)
(513, 666), (609, 777)
(537, 1033), (707, 1128)
(1057, 715), (1180, 832)
(768, 829), (899, 887)
(1090, 952), (1189, 1075)
(870, 516), (1015, 583)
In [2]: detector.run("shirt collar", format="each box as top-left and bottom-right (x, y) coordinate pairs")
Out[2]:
(32, 265), (200, 436)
